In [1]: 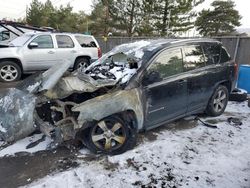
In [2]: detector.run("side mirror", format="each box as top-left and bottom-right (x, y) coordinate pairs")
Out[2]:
(28, 42), (39, 49)
(142, 71), (161, 86)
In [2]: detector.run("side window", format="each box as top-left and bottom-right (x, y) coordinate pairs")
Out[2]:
(220, 46), (231, 63)
(31, 35), (53, 48)
(75, 36), (97, 47)
(183, 45), (205, 71)
(203, 43), (221, 65)
(56, 35), (74, 48)
(146, 48), (183, 83)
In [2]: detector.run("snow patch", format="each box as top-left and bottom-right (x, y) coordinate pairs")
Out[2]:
(0, 134), (51, 157)
(27, 101), (250, 188)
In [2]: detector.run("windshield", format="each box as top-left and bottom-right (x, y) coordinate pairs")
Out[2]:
(9, 34), (34, 47)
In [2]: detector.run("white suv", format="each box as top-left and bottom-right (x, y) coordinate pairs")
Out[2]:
(0, 32), (101, 82)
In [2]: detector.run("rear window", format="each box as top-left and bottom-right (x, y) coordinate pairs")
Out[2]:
(75, 35), (97, 48)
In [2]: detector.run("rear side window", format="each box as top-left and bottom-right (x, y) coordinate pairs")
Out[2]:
(56, 35), (74, 48)
(203, 43), (221, 65)
(31, 35), (53, 48)
(75, 35), (97, 47)
(203, 43), (231, 64)
(147, 48), (183, 81)
(183, 45), (205, 71)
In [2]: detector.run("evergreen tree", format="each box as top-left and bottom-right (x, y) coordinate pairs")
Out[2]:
(26, 0), (45, 27)
(195, 0), (241, 36)
(153, 0), (204, 36)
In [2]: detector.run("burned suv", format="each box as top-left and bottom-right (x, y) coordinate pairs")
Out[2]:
(0, 39), (237, 155)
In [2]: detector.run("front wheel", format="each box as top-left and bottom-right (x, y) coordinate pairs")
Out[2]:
(0, 61), (22, 82)
(83, 116), (137, 155)
(206, 85), (229, 116)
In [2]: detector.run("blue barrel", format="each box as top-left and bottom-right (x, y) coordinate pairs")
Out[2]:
(238, 65), (250, 93)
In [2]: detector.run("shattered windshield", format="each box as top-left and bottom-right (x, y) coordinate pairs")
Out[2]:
(9, 34), (34, 47)
(82, 40), (151, 84)
(84, 53), (138, 84)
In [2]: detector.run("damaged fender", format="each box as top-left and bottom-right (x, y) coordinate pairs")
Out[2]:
(72, 88), (144, 130)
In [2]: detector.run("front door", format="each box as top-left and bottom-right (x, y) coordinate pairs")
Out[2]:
(142, 47), (188, 129)
(22, 35), (57, 71)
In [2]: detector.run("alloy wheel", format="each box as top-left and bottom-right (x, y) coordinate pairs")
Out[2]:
(90, 120), (127, 151)
(0, 65), (18, 82)
(213, 89), (227, 113)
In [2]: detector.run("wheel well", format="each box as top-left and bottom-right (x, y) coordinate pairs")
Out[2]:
(74, 56), (91, 63)
(119, 110), (138, 130)
(0, 58), (23, 72)
(219, 81), (232, 93)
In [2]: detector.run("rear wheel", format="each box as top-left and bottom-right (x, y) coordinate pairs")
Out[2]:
(74, 58), (90, 70)
(83, 116), (137, 155)
(206, 85), (229, 116)
(0, 61), (21, 82)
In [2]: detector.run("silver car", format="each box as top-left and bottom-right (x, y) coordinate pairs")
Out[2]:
(0, 32), (101, 82)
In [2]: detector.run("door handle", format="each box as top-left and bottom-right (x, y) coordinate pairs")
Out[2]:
(48, 51), (55, 54)
(71, 50), (77, 53)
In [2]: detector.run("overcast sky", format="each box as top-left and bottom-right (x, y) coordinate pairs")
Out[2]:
(0, 0), (249, 28)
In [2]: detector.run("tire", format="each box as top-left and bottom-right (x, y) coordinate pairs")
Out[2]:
(0, 61), (22, 82)
(206, 85), (229, 117)
(229, 89), (248, 102)
(74, 58), (90, 70)
(82, 116), (137, 155)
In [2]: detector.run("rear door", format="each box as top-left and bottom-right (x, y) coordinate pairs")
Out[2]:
(202, 42), (233, 97)
(142, 47), (188, 128)
(22, 34), (57, 71)
(182, 44), (209, 112)
(54, 34), (76, 68)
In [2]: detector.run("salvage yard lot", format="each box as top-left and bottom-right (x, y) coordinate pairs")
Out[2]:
(0, 100), (250, 188)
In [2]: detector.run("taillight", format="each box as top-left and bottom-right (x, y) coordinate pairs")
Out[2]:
(98, 47), (102, 59)
(234, 62), (238, 79)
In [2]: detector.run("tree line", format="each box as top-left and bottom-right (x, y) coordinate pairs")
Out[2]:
(24, 0), (241, 37)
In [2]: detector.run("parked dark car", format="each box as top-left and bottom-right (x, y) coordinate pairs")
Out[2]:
(0, 39), (237, 155)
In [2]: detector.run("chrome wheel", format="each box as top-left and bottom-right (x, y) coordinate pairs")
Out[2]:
(213, 89), (227, 113)
(0, 65), (18, 82)
(91, 120), (127, 151)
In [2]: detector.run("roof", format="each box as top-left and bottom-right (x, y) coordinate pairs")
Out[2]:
(23, 32), (94, 37)
(104, 38), (219, 62)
